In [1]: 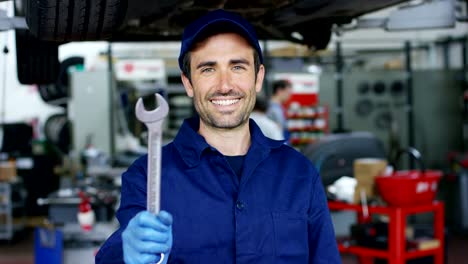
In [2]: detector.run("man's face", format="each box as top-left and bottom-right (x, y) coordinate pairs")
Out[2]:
(181, 33), (265, 130)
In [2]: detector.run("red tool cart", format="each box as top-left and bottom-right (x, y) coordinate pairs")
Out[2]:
(329, 200), (444, 264)
(329, 148), (445, 264)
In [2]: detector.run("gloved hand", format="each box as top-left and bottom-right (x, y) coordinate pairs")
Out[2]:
(122, 210), (173, 264)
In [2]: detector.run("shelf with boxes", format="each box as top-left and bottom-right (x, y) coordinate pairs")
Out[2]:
(286, 104), (329, 146)
(0, 180), (26, 241)
(0, 160), (27, 240)
(272, 72), (323, 147)
(0, 182), (13, 240)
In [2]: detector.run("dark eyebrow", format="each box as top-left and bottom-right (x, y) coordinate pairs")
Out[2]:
(230, 59), (250, 65)
(196, 61), (216, 70)
(195, 58), (250, 70)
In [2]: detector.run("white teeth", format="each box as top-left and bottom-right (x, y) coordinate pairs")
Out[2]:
(211, 99), (239, 106)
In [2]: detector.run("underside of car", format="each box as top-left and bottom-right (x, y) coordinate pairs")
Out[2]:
(22, 0), (408, 46)
(13, 0), (409, 85)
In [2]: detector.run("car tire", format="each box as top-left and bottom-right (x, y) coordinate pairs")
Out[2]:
(25, 0), (126, 41)
(44, 113), (71, 154)
(15, 29), (60, 85)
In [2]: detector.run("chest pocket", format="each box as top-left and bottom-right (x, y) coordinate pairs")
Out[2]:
(272, 212), (309, 259)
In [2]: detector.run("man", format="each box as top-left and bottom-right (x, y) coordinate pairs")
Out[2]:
(250, 96), (284, 140)
(96, 9), (340, 264)
(267, 79), (293, 140)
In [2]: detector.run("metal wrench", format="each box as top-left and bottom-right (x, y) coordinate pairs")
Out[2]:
(135, 93), (169, 215)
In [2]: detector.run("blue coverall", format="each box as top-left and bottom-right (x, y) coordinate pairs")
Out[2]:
(96, 117), (341, 263)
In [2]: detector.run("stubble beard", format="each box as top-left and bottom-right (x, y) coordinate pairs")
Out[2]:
(194, 92), (253, 130)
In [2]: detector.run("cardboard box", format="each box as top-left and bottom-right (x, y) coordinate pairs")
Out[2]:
(352, 158), (387, 204)
(353, 158), (387, 184)
(0, 161), (16, 182)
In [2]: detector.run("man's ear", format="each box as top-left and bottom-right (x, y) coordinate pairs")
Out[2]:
(181, 73), (194, 98)
(255, 65), (265, 93)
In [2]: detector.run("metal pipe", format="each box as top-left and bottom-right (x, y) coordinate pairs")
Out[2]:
(107, 43), (116, 163)
(462, 36), (467, 82)
(405, 41), (415, 169)
(463, 37), (467, 72)
(37, 197), (83, 206)
(462, 36), (468, 151)
(335, 41), (344, 132)
(442, 38), (450, 69)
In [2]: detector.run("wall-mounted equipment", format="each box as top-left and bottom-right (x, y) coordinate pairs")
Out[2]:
(355, 99), (374, 118)
(357, 81), (371, 95)
(374, 111), (393, 130)
(373, 81), (386, 95)
(390, 80), (405, 96)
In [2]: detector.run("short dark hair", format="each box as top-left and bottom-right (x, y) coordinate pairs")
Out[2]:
(272, 80), (292, 95)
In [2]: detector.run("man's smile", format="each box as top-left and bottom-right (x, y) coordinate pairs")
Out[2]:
(210, 98), (240, 106)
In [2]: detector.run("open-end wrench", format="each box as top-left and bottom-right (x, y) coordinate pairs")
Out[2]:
(135, 93), (169, 215)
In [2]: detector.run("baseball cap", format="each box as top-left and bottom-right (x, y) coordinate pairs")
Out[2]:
(178, 9), (263, 71)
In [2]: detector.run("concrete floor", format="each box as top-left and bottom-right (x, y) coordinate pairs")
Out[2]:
(0, 229), (34, 264)
(0, 228), (467, 264)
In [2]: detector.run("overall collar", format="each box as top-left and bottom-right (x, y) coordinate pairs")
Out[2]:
(173, 116), (285, 168)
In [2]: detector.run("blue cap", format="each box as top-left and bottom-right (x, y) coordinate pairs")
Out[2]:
(178, 9), (263, 71)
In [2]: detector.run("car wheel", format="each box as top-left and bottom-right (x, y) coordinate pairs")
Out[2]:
(15, 29), (60, 85)
(44, 113), (71, 154)
(25, 0), (126, 41)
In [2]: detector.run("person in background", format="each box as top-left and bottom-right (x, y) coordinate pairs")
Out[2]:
(267, 79), (293, 140)
(250, 96), (284, 140)
(96, 9), (340, 264)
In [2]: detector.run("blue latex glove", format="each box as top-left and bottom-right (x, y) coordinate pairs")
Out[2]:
(122, 210), (173, 264)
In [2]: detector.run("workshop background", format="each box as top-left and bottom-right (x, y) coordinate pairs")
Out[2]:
(0, 0), (468, 263)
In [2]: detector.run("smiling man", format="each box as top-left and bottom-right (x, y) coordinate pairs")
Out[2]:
(96, 9), (341, 264)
